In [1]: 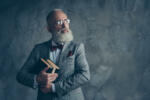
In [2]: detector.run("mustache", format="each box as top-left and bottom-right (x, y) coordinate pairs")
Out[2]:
(58, 28), (69, 33)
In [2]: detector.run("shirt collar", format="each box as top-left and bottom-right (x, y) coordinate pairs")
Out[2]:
(51, 40), (64, 46)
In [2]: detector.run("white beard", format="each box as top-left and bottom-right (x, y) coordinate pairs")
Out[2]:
(52, 29), (74, 44)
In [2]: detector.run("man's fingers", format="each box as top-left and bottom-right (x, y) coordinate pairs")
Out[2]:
(46, 76), (57, 82)
(37, 72), (58, 86)
(54, 73), (58, 77)
(47, 73), (58, 77)
(48, 77), (56, 82)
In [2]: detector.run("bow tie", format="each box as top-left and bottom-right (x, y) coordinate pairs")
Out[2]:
(51, 44), (63, 51)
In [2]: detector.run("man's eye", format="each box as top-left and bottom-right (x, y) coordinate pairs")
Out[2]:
(57, 21), (62, 25)
(64, 19), (70, 23)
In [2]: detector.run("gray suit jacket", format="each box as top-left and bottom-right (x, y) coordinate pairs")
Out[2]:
(16, 39), (90, 100)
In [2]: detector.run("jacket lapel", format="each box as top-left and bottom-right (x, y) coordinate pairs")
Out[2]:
(58, 41), (72, 66)
(40, 39), (51, 60)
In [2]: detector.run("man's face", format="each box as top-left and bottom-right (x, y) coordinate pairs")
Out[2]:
(47, 11), (73, 44)
(48, 11), (70, 33)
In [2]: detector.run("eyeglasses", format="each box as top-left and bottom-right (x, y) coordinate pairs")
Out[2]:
(55, 19), (70, 25)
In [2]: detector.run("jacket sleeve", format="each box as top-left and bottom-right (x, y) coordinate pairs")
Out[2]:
(54, 43), (90, 97)
(16, 45), (39, 89)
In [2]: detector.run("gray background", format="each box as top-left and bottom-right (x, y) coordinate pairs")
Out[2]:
(0, 0), (150, 100)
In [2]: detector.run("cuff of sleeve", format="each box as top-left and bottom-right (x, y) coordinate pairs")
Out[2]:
(51, 83), (56, 92)
(33, 75), (38, 89)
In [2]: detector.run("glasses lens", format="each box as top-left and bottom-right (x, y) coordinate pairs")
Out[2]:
(56, 19), (70, 25)
(66, 19), (70, 23)
(56, 20), (62, 25)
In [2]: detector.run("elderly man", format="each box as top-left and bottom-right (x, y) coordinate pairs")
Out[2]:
(16, 9), (90, 100)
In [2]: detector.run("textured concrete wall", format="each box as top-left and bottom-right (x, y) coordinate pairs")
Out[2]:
(0, 0), (150, 100)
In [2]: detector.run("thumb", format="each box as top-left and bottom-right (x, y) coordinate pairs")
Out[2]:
(42, 67), (49, 72)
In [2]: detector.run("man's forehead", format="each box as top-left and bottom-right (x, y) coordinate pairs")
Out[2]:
(52, 11), (68, 20)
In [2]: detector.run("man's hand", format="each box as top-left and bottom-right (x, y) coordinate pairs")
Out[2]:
(36, 67), (58, 93)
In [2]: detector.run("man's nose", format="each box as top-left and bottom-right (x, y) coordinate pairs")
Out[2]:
(62, 22), (67, 28)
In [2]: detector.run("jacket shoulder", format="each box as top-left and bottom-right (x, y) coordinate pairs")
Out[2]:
(70, 41), (85, 54)
(70, 41), (84, 48)
(34, 40), (50, 49)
